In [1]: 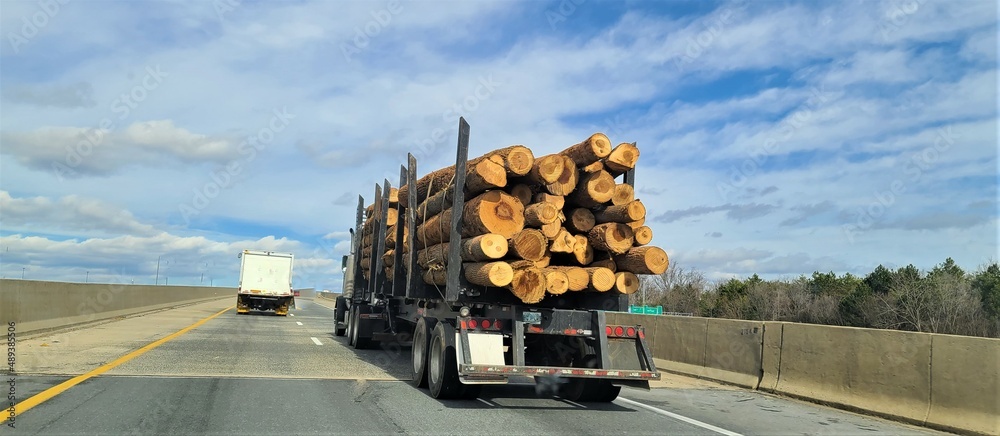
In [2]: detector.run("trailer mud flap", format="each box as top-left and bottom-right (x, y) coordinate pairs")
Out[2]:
(456, 330), (507, 384)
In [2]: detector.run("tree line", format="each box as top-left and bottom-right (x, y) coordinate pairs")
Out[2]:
(634, 258), (1000, 338)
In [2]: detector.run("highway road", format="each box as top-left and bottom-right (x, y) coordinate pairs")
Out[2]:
(5, 298), (946, 435)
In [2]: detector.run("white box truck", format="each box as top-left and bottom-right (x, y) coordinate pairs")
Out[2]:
(237, 250), (294, 316)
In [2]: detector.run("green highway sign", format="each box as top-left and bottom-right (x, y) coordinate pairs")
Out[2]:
(629, 305), (663, 315)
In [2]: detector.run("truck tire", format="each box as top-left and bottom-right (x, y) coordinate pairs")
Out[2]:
(411, 317), (438, 389)
(428, 322), (464, 399)
(334, 297), (347, 336)
(347, 306), (357, 346)
(352, 306), (372, 350)
(573, 355), (621, 402)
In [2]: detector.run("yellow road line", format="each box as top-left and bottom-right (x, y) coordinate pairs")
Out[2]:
(13, 306), (233, 417)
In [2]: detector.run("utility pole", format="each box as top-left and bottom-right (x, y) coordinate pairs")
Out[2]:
(201, 272), (204, 284)
(86, 271), (89, 283)
(155, 256), (160, 285)
(21, 267), (25, 279)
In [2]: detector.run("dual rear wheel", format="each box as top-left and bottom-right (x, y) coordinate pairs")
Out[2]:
(411, 318), (480, 399)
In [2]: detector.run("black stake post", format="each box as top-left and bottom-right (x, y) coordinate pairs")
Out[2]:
(353, 195), (366, 304)
(367, 183), (382, 301)
(405, 154), (421, 299)
(445, 117), (471, 303)
(392, 166), (407, 296)
(373, 179), (391, 298)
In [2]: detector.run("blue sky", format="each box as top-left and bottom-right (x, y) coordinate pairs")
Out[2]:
(0, 0), (996, 291)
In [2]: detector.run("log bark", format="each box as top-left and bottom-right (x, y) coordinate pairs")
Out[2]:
(508, 229), (548, 262)
(588, 223), (634, 254)
(548, 266), (589, 291)
(416, 185), (454, 222)
(568, 170), (615, 208)
(541, 269), (569, 295)
(544, 155), (578, 196)
(561, 133), (612, 166)
(416, 234), (509, 267)
(524, 202), (559, 227)
(611, 184), (634, 206)
(614, 272), (639, 294)
(581, 160), (604, 173)
(613, 246), (669, 275)
(465, 261), (514, 287)
(593, 200), (645, 224)
(584, 267), (616, 292)
(565, 208), (595, 233)
(605, 142), (639, 176)
(533, 193), (565, 210)
(398, 154), (507, 205)
(464, 158), (508, 197)
(526, 154), (565, 185)
(590, 258), (616, 272)
(549, 228), (576, 253)
(388, 187), (399, 206)
(491, 145), (535, 177)
(385, 208), (398, 227)
(634, 226), (653, 246)
(416, 191), (525, 247)
(382, 249), (395, 268)
(572, 235), (593, 265)
(508, 183), (534, 208)
(509, 267), (546, 303)
(423, 268), (447, 285)
(385, 225), (409, 250)
(533, 255), (551, 268)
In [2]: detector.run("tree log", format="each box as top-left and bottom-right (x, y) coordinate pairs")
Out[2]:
(509, 267), (546, 304)
(634, 226), (653, 246)
(594, 200), (645, 223)
(561, 133), (612, 166)
(540, 220), (562, 239)
(533, 193), (565, 210)
(464, 157), (508, 197)
(548, 266), (589, 291)
(614, 272), (639, 294)
(388, 187), (399, 206)
(508, 183), (534, 208)
(525, 154), (565, 185)
(534, 255), (551, 268)
(613, 246), (669, 275)
(549, 228), (576, 253)
(385, 208), (398, 227)
(590, 258), (616, 272)
(416, 234), (509, 267)
(581, 160), (604, 173)
(398, 154), (507, 205)
(627, 217), (645, 230)
(508, 229), (548, 262)
(524, 202), (559, 227)
(416, 191), (525, 247)
(588, 223), (634, 254)
(465, 261), (514, 287)
(584, 267), (616, 292)
(565, 208), (595, 233)
(611, 184), (634, 206)
(422, 267), (447, 285)
(385, 225), (409, 250)
(568, 170), (615, 208)
(605, 142), (639, 176)
(541, 269), (569, 295)
(382, 249), (395, 268)
(491, 145), (535, 177)
(572, 235), (593, 265)
(544, 155), (578, 196)
(416, 185), (454, 222)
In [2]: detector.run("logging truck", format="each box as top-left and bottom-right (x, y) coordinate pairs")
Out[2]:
(237, 250), (295, 316)
(335, 118), (665, 401)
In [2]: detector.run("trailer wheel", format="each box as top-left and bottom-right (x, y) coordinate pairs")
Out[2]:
(334, 297), (347, 336)
(575, 355), (621, 402)
(352, 306), (372, 350)
(428, 322), (464, 399)
(347, 306), (357, 346)
(411, 317), (437, 389)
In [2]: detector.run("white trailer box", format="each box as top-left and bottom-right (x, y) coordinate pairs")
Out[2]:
(237, 250), (294, 315)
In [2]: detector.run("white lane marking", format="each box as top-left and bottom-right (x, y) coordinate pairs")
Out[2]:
(616, 397), (743, 436)
(310, 337), (323, 345)
(476, 398), (496, 407)
(296, 322), (303, 326)
(289, 314), (295, 317)
(560, 398), (585, 408)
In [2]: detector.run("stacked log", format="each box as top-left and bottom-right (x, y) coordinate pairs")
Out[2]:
(366, 133), (667, 303)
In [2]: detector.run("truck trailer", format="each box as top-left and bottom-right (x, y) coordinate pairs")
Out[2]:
(237, 250), (295, 316)
(335, 118), (660, 401)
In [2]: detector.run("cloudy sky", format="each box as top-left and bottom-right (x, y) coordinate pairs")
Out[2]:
(0, 0), (996, 290)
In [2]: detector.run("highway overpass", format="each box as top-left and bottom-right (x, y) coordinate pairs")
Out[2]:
(1, 279), (996, 435)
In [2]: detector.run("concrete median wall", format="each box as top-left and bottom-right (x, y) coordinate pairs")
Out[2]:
(0, 279), (233, 334)
(611, 312), (999, 435)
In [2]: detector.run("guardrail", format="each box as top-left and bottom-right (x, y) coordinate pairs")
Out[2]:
(0, 279), (233, 335)
(608, 312), (999, 436)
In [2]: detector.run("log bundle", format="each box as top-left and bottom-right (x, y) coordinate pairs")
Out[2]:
(359, 134), (668, 303)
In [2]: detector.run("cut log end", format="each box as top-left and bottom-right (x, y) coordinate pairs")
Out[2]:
(465, 261), (514, 287)
(524, 202), (559, 227)
(634, 226), (653, 246)
(614, 272), (640, 294)
(509, 229), (548, 262)
(605, 142), (640, 176)
(509, 267), (546, 304)
(588, 222), (635, 255)
(611, 184), (634, 206)
(541, 269), (569, 295)
(614, 246), (669, 275)
(586, 267), (616, 292)
(545, 155), (578, 196)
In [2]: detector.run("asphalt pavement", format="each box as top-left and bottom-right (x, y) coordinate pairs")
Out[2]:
(4, 298), (947, 435)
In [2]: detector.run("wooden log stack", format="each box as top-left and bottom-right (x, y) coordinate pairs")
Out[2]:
(360, 134), (669, 303)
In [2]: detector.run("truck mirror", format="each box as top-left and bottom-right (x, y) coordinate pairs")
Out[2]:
(341, 255), (348, 269)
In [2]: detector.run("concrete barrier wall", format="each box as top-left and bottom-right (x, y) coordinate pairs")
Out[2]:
(0, 279), (233, 334)
(610, 312), (999, 435)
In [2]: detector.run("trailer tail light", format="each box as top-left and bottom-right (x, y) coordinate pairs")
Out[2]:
(614, 326), (625, 337)
(481, 319), (491, 329)
(626, 327), (636, 337)
(468, 319), (479, 329)
(606, 326), (613, 336)
(492, 319), (502, 330)
(606, 325), (642, 338)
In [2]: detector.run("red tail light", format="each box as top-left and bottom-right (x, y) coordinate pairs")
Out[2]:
(481, 319), (491, 329)
(614, 326), (624, 336)
(493, 319), (502, 330)
(606, 326), (613, 336)
(626, 327), (636, 337)
(468, 319), (479, 329)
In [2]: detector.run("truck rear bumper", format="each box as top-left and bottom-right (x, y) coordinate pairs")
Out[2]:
(460, 364), (660, 381)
